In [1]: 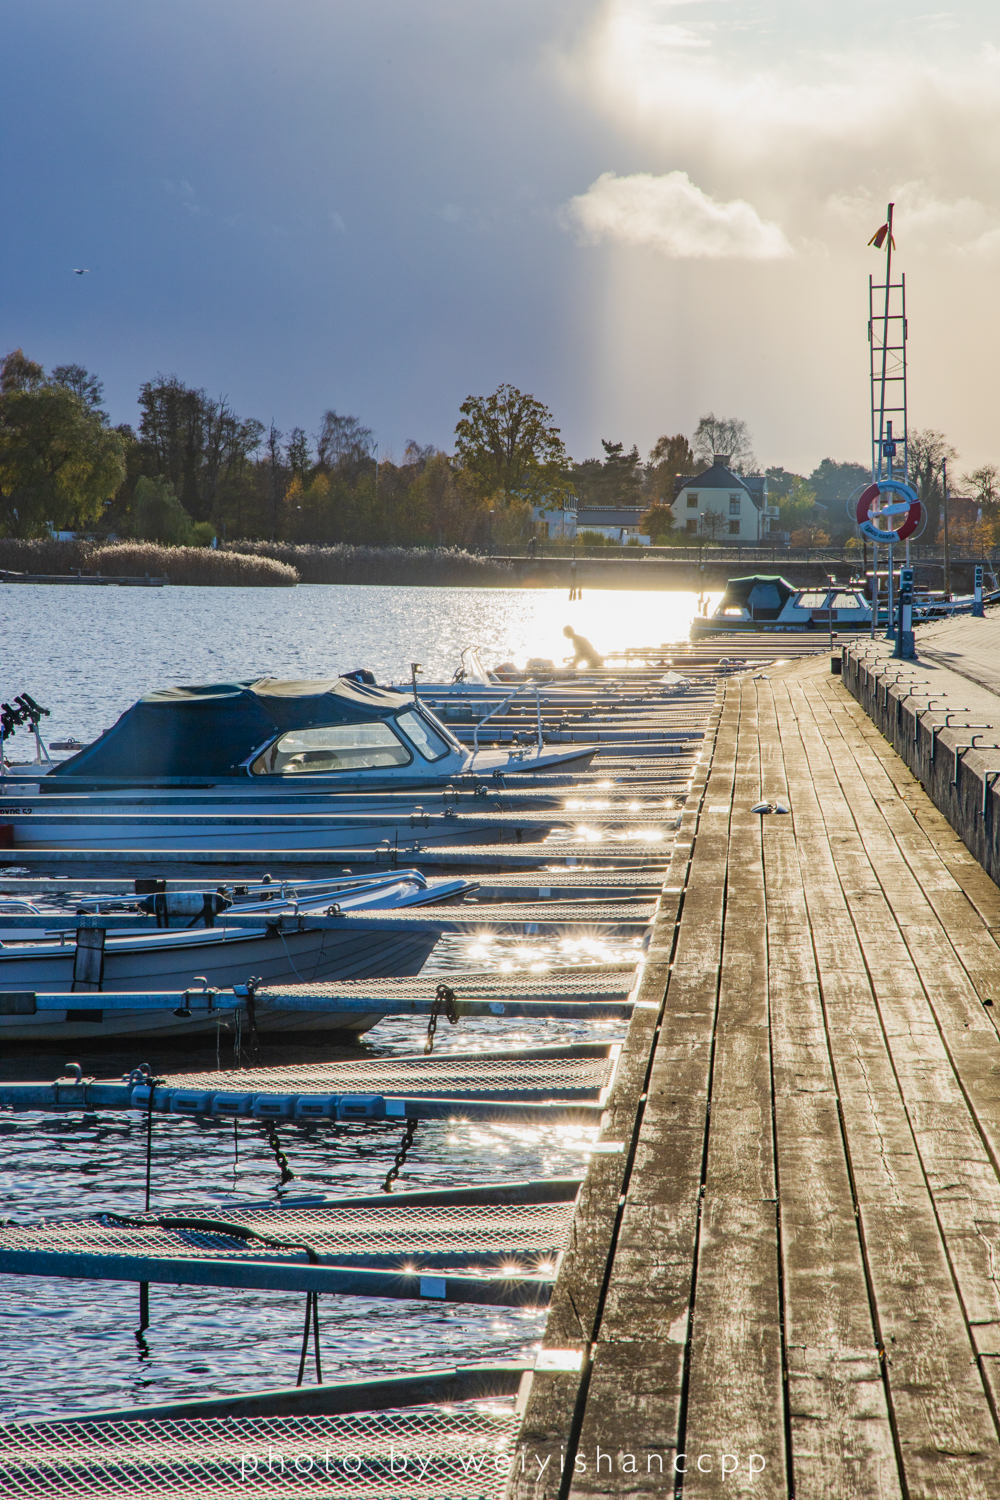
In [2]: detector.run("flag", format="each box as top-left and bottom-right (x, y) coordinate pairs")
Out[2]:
(868, 223), (896, 250)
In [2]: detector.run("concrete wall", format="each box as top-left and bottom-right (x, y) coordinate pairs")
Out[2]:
(842, 644), (1000, 890)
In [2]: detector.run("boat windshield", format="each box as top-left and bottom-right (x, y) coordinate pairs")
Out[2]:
(249, 722), (412, 775)
(831, 592), (864, 609)
(395, 707), (453, 762)
(796, 592), (830, 608)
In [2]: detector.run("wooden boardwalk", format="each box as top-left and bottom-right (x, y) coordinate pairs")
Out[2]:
(513, 654), (1000, 1498)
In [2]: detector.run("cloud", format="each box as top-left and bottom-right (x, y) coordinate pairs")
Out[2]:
(566, 170), (792, 259)
(559, 3), (1000, 240)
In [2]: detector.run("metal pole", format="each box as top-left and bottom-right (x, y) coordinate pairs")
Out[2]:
(942, 456), (951, 597)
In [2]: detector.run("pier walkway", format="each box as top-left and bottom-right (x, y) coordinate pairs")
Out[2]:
(515, 654), (1000, 1498)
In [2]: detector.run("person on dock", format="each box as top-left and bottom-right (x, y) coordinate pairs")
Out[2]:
(564, 625), (604, 668)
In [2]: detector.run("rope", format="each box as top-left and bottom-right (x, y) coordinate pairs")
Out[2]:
(382, 1118), (418, 1194)
(424, 983), (459, 1055)
(101, 1212), (320, 1261)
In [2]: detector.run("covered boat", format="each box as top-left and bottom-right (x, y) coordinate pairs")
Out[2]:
(44, 675), (596, 788)
(691, 576), (872, 635)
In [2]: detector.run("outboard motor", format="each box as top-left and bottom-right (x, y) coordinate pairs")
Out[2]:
(138, 891), (232, 928)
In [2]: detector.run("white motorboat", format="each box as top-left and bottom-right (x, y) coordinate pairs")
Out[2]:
(0, 872), (473, 1021)
(691, 576), (874, 636)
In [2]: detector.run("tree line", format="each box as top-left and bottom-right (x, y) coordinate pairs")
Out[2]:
(0, 348), (990, 550)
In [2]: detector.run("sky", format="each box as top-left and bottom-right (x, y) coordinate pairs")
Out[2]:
(2, 1), (1000, 477)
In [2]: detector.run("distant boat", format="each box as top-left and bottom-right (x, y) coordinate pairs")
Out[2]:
(691, 576), (875, 635)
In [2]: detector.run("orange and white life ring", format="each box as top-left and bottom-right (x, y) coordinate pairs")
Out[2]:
(856, 479), (920, 544)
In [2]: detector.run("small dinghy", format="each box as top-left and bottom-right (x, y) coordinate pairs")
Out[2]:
(0, 871), (474, 1024)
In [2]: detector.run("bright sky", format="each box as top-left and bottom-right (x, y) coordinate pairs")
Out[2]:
(2, 1), (999, 476)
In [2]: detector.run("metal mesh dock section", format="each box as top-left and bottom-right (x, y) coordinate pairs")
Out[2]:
(0, 1200), (572, 1268)
(163, 1047), (616, 1099)
(0, 1406), (519, 1498)
(259, 965), (636, 1002)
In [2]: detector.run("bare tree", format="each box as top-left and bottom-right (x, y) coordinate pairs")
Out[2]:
(700, 507), (727, 541)
(316, 410), (375, 472)
(963, 462), (1000, 517)
(908, 428), (957, 542)
(692, 413), (757, 475)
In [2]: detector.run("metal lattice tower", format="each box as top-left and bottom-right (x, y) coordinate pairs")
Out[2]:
(868, 204), (908, 486)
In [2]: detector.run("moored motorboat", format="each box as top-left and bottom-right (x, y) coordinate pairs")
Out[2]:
(0, 871), (474, 1020)
(691, 576), (874, 635)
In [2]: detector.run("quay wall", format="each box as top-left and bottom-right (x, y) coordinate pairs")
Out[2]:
(842, 643), (1000, 889)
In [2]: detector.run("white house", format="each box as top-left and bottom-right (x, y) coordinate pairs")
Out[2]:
(672, 456), (779, 543)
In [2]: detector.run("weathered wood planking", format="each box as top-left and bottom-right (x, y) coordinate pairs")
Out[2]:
(757, 682), (898, 1500)
(679, 684), (787, 1498)
(783, 672), (1000, 1497)
(509, 705), (724, 1499)
(562, 696), (739, 1494)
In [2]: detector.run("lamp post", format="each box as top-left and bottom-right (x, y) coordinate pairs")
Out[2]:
(489, 509), (495, 556)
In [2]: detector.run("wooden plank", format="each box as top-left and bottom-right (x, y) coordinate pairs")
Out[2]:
(679, 686), (787, 1498)
(511, 703), (726, 1497)
(757, 683), (899, 1499)
(782, 676), (1000, 1496)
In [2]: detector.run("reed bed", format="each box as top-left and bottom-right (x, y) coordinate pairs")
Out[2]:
(0, 539), (298, 587)
(224, 541), (515, 586)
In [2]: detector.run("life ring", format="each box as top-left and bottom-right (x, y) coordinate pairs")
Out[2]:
(856, 479), (920, 544)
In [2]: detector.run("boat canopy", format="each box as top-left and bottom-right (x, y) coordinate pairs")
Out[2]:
(716, 576), (798, 620)
(51, 676), (415, 779)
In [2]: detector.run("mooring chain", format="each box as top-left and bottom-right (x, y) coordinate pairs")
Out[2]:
(262, 1119), (295, 1186)
(424, 983), (459, 1055)
(382, 1117), (418, 1194)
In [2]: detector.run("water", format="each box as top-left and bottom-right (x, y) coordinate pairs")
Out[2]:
(0, 583), (705, 1421)
(0, 582), (706, 748)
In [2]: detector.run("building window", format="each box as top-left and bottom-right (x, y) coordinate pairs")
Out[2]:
(729, 520), (740, 535)
(685, 517), (698, 533)
(729, 498), (740, 516)
(686, 494), (698, 508)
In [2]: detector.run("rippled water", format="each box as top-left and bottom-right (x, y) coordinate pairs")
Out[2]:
(0, 582), (706, 748)
(0, 583), (702, 1421)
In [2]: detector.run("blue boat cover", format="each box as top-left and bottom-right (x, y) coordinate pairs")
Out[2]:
(51, 677), (412, 780)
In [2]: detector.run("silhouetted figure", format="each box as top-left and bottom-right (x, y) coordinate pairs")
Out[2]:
(563, 625), (604, 668)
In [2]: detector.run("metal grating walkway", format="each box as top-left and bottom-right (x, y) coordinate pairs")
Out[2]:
(0, 1200), (572, 1270)
(163, 1045), (616, 1101)
(0, 1407), (520, 1498)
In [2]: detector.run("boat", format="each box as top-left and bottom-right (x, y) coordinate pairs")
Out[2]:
(691, 576), (875, 635)
(0, 871), (474, 1023)
(41, 675), (599, 786)
(692, 572), (1000, 638)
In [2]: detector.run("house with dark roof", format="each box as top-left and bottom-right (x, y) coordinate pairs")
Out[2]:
(672, 455), (780, 543)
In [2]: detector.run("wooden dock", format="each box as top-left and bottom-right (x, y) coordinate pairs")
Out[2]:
(515, 651), (1000, 1497)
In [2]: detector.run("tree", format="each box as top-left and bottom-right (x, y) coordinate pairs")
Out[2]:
(908, 428), (957, 543)
(692, 413), (757, 474)
(285, 427), (310, 478)
(806, 457), (870, 544)
(0, 360), (126, 537)
(133, 475), (192, 545)
(137, 376), (264, 522)
(455, 383), (571, 504)
(316, 411), (375, 473)
(570, 440), (643, 508)
(0, 349), (45, 394)
(700, 507), (727, 541)
(51, 364), (106, 414)
(638, 501), (677, 542)
(964, 463), (1000, 518)
(645, 433), (695, 503)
